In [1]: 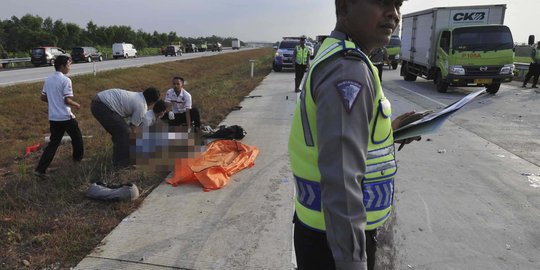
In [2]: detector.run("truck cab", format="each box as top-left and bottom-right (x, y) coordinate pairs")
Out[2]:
(400, 5), (514, 94)
(435, 25), (514, 93)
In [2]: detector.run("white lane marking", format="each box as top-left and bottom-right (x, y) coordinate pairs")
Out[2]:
(415, 191), (433, 233)
(399, 86), (447, 107)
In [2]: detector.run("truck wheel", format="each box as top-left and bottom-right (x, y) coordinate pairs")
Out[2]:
(401, 63), (417, 81)
(99, 56), (103, 61)
(87, 57), (92, 63)
(435, 72), (448, 93)
(392, 62), (398, 70)
(50, 59), (55, 66)
(486, 83), (500, 94)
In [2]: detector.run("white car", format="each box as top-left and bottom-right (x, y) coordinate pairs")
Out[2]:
(112, 43), (137, 59)
(305, 41), (315, 59)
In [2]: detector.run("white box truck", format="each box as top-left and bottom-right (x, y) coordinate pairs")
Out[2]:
(112, 43), (137, 59)
(231, 39), (241, 50)
(400, 4), (514, 93)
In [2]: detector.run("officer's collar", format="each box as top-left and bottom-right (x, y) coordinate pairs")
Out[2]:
(329, 30), (365, 52)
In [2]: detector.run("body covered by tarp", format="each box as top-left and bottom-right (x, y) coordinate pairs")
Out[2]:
(167, 140), (259, 191)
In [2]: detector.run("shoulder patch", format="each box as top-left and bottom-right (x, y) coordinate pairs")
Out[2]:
(343, 50), (364, 61)
(335, 80), (363, 113)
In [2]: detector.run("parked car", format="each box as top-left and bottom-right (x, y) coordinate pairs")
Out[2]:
(71, 46), (103, 63)
(273, 39), (300, 72)
(112, 43), (137, 59)
(30, 46), (68, 67)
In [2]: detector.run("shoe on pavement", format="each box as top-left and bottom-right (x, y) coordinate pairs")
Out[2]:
(522, 84), (527, 88)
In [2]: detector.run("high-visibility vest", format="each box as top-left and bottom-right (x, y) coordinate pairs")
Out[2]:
(288, 37), (396, 231)
(295, 45), (310, 65)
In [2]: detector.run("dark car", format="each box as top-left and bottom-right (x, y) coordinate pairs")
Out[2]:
(30, 47), (68, 67)
(71, 47), (103, 63)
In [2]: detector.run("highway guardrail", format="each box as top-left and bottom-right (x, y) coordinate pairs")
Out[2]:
(0, 57), (31, 68)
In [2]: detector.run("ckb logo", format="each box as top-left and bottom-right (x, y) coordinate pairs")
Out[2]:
(453, 12), (486, 22)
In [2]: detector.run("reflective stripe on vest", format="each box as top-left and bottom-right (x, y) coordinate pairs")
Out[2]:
(295, 45), (310, 65)
(289, 37), (396, 231)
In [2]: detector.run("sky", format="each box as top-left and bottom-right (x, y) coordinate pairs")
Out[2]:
(1, 0), (538, 44)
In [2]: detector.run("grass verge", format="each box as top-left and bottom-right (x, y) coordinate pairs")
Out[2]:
(0, 48), (274, 269)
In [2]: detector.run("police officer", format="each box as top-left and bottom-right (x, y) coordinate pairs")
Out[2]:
(369, 47), (389, 82)
(293, 36), (310, 92)
(288, 0), (418, 269)
(523, 42), (540, 89)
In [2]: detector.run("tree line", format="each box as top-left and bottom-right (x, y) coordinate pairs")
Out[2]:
(0, 14), (240, 57)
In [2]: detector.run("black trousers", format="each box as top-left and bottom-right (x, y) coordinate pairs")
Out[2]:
(295, 64), (307, 91)
(524, 63), (540, 87)
(293, 215), (378, 270)
(91, 97), (131, 168)
(165, 107), (201, 127)
(375, 64), (384, 82)
(35, 119), (84, 173)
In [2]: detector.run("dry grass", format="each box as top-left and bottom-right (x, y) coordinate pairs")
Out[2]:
(0, 48), (273, 269)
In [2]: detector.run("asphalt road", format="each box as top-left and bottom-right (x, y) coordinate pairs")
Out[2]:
(378, 68), (540, 269)
(0, 48), (246, 87)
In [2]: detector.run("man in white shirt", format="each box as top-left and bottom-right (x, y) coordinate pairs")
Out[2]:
(35, 55), (83, 177)
(34, 55), (84, 177)
(163, 76), (201, 131)
(91, 87), (160, 168)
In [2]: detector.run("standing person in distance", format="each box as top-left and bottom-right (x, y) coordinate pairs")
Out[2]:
(369, 47), (389, 82)
(288, 0), (418, 269)
(163, 76), (201, 132)
(34, 55), (84, 178)
(293, 36), (311, 92)
(523, 42), (540, 89)
(91, 87), (160, 168)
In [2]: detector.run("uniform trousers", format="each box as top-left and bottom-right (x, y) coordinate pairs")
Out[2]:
(91, 96), (131, 168)
(293, 214), (378, 270)
(375, 64), (384, 82)
(523, 63), (540, 87)
(167, 108), (201, 127)
(295, 64), (307, 92)
(35, 119), (84, 173)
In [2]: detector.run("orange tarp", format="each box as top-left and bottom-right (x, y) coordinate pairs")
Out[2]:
(167, 140), (259, 191)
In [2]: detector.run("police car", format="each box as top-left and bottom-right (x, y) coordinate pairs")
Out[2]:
(273, 38), (300, 72)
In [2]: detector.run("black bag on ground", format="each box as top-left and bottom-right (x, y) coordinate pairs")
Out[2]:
(203, 125), (246, 140)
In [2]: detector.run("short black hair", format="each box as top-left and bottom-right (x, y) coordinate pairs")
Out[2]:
(54, 55), (71, 71)
(172, 76), (184, 83)
(335, 0), (403, 16)
(152, 99), (166, 113)
(143, 87), (160, 105)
